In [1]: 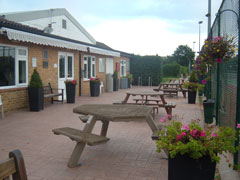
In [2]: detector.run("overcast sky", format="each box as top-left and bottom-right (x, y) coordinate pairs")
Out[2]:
(0, 0), (222, 56)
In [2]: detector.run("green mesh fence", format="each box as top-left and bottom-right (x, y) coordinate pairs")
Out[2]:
(210, 0), (239, 163)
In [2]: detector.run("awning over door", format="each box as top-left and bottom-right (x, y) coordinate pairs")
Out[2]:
(1, 27), (120, 57)
(2, 27), (88, 51)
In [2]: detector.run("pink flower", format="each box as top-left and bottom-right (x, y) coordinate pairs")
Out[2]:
(181, 132), (187, 136)
(237, 123), (240, 129)
(202, 79), (207, 84)
(214, 36), (222, 43)
(200, 131), (205, 137)
(72, 80), (76, 84)
(160, 117), (166, 123)
(216, 58), (222, 63)
(166, 114), (172, 120)
(176, 134), (182, 141)
(182, 124), (190, 131)
(211, 133), (219, 137)
(190, 129), (201, 138)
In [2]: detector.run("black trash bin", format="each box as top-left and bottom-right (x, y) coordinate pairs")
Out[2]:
(203, 99), (215, 124)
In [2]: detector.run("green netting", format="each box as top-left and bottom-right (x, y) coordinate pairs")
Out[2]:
(210, 0), (239, 163)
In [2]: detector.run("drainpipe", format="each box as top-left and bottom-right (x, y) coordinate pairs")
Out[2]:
(79, 51), (82, 96)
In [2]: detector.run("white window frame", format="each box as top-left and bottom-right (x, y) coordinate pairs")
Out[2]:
(0, 44), (28, 89)
(120, 60), (126, 77)
(98, 58), (105, 73)
(83, 55), (96, 80)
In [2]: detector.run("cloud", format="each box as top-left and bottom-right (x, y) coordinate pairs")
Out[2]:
(88, 17), (197, 56)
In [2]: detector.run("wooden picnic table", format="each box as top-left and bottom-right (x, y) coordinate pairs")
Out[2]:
(118, 90), (176, 115)
(52, 104), (160, 168)
(154, 82), (187, 98)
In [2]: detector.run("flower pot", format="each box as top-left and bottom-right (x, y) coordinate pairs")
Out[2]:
(188, 91), (197, 104)
(203, 99), (215, 124)
(113, 78), (119, 91)
(28, 87), (43, 111)
(120, 78), (128, 89)
(168, 155), (216, 180)
(90, 81), (100, 97)
(66, 83), (76, 103)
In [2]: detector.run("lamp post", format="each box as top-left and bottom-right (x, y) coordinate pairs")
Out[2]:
(198, 21), (203, 53)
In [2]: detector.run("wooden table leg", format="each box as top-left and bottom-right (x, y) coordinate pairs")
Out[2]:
(67, 116), (97, 168)
(122, 93), (130, 104)
(100, 120), (109, 137)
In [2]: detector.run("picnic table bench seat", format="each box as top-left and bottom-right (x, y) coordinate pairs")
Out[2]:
(52, 127), (110, 146)
(43, 82), (64, 104)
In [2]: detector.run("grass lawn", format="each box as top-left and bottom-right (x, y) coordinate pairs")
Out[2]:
(162, 77), (180, 83)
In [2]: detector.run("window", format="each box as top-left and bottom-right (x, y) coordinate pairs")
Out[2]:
(62, 19), (67, 29)
(0, 45), (28, 88)
(120, 60), (126, 77)
(99, 58), (105, 72)
(43, 49), (48, 59)
(43, 49), (48, 68)
(127, 60), (130, 72)
(83, 56), (96, 79)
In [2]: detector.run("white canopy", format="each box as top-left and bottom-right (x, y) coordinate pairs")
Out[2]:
(2, 27), (120, 57)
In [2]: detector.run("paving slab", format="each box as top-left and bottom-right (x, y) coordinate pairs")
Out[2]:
(0, 86), (228, 180)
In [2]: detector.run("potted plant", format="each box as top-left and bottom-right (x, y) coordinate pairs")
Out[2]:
(65, 79), (76, 103)
(183, 71), (204, 104)
(28, 68), (43, 111)
(195, 36), (236, 124)
(126, 73), (133, 88)
(112, 70), (119, 91)
(156, 120), (238, 180)
(90, 76), (100, 97)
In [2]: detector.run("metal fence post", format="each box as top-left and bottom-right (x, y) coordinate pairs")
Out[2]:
(215, 12), (221, 125)
(234, 0), (240, 168)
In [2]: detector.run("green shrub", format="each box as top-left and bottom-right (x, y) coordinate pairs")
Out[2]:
(29, 69), (43, 88)
(189, 71), (197, 82)
(112, 70), (118, 80)
(180, 66), (188, 78)
(130, 55), (163, 86)
(163, 63), (180, 77)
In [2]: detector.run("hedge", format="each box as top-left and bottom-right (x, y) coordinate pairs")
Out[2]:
(163, 63), (181, 77)
(130, 55), (163, 86)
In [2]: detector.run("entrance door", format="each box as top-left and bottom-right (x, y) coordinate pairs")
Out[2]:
(106, 58), (113, 74)
(58, 52), (74, 100)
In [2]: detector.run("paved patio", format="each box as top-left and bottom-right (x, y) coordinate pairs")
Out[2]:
(0, 86), (203, 180)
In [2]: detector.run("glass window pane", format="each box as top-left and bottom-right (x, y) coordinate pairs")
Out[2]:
(59, 55), (65, 78)
(88, 57), (91, 78)
(18, 49), (26, 56)
(68, 56), (73, 78)
(99, 58), (105, 72)
(84, 64), (87, 78)
(43, 49), (48, 59)
(19, 60), (26, 84)
(92, 64), (95, 77)
(0, 46), (16, 86)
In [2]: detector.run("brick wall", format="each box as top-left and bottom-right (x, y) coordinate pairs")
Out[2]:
(0, 36), (79, 112)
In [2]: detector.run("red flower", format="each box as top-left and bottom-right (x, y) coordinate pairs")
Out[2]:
(216, 58), (222, 63)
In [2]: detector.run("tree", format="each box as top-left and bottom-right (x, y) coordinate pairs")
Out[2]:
(173, 45), (195, 67)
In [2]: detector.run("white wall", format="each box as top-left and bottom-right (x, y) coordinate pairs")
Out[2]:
(20, 15), (93, 44)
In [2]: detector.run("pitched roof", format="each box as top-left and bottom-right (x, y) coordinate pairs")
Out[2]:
(0, 17), (133, 58)
(0, 8), (96, 44)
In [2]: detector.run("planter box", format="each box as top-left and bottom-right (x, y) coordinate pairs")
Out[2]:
(113, 79), (119, 91)
(66, 83), (76, 103)
(28, 87), (43, 111)
(188, 91), (197, 104)
(90, 81), (100, 97)
(168, 155), (216, 180)
(120, 78), (128, 89)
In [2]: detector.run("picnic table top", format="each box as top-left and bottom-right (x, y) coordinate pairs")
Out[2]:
(126, 90), (164, 96)
(73, 104), (153, 122)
